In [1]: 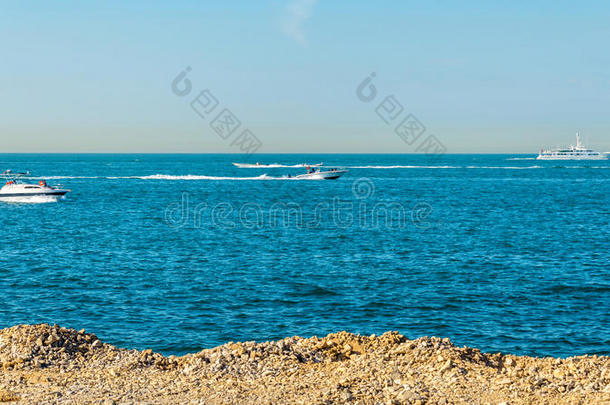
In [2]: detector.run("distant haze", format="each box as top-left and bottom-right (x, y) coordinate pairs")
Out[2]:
(2, 1), (609, 153)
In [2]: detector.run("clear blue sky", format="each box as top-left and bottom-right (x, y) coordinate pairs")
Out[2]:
(2, 0), (609, 153)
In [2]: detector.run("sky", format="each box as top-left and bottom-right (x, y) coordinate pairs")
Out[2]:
(1, 0), (610, 153)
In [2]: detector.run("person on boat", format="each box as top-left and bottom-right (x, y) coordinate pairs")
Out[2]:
(39, 180), (47, 187)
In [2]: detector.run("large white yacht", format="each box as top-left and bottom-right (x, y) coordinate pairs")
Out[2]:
(537, 133), (608, 160)
(0, 171), (70, 201)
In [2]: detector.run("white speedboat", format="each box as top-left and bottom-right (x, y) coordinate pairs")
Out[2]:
(295, 169), (347, 180)
(1, 170), (29, 177)
(233, 162), (324, 168)
(0, 177), (70, 200)
(537, 133), (608, 160)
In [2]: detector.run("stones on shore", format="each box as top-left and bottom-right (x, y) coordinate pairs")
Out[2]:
(0, 324), (108, 372)
(0, 324), (609, 404)
(0, 389), (19, 402)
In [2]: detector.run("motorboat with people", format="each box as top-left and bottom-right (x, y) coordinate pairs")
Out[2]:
(233, 162), (324, 168)
(0, 171), (70, 200)
(1, 169), (30, 177)
(294, 166), (348, 180)
(537, 133), (608, 160)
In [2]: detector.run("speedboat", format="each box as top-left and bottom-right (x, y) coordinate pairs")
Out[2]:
(537, 133), (608, 160)
(295, 169), (347, 180)
(1, 170), (30, 177)
(233, 162), (275, 168)
(0, 176), (70, 200)
(233, 162), (324, 168)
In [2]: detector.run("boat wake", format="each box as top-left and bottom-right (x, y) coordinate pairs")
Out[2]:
(233, 162), (324, 168)
(235, 164), (322, 168)
(19, 164), (609, 184)
(133, 174), (326, 181)
(23, 174), (333, 181)
(136, 174), (273, 181)
(25, 176), (101, 180)
(346, 165), (608, 169)
(0, 195), (63, 204)
(346, 165), (545, 169)
(466, 166), (544, 169)
(346, 165), (459, 169)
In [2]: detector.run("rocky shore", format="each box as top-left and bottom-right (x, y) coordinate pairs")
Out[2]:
(0, 324), (608, 404)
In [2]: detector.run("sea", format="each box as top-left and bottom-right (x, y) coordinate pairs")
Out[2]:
(0, 154), (608, 358)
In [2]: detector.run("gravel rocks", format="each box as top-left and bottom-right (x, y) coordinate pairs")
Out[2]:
(0, 324), (608, 404)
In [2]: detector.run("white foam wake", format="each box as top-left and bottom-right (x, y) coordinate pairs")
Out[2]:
(346, 165), (545, 169)
(133, 174), (320, 181)
(465, 166), (543, 169)
(236, 164), (317, 168)
(136, 174), (276, 181)
(0, 195), (63, 204)
(347, 165), (459, 169)
(21, 164), (609, 184)
(345, 164), (610, 169)
(24, 176), (102, 180)
(23, 174), (326, 181)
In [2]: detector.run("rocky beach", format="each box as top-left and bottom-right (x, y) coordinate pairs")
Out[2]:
(0, 324), (608, 404)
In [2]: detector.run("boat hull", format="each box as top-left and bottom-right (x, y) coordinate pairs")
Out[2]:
(0, 190), (69, 198)
(295, 170), (347, 180)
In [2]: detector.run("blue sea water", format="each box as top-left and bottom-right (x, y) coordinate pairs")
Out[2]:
(0, 154), (608, 358)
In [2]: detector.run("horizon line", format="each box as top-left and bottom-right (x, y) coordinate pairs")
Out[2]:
(0, 152), (541, 155)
